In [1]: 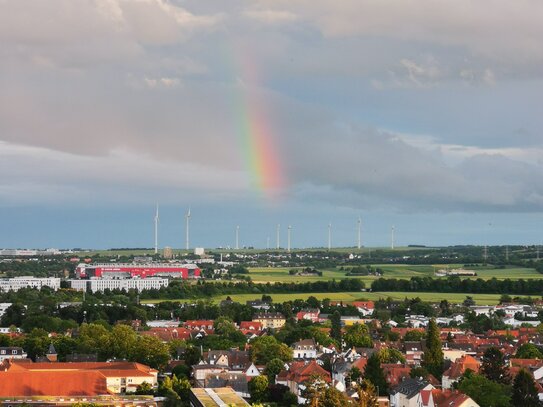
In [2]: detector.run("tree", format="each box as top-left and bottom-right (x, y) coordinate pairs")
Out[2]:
(330, 311), (342, 345)
(319, 386), (350, 407)
(250, 336), (293, 364)
(422, 319), (443, 378)
(356, 379), (379, 407)
(349, 367), (363, 384)
(364, 354), (387, 396)
(133, 335), (170, 369)
(377, 348), (405, 364)
(403, 330), (425, 342)
(213, 316), (237, 336)
(409, 366), (429, 379)
(249, 375), (269, 403)
(515, 343), (543, 359)
(135, 381), (154, 395)
(265, 358), (285, 383)
(480, 347), (510, 384)
(457, 372), (511, 407)
(344, 324), (372, 348)
(512, 369), (541, 407)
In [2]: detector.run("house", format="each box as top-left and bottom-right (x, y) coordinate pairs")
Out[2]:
(442, 355), (480, 389)
(292, 339), (317, 359)
(296, 308), (321, 322)
(252, 312), (286, 329)
(0, 360), (158, 394)
(352, 301), (375, 316)
(418, 389), (480, 407)
(0, 347), (27, 362)
(389, 377), (433, 407)
(246, 300), (271, 311)
(141, 327), (192, 342)
(239, 321), (262, 332)
(276, 360), (331, 403)
(183, 320), (215, 333)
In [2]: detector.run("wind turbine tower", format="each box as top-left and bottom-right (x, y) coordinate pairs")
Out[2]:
(328, 223), (332, 251)
(357, 217), (362, 250)
(287, 225), (292, 253)
(154, 204), (159, 254)
(235, 225), (240, 250)
(276, 224), (281, 249)
(185, 208), (191, 251)
(391, 225), (395, 250)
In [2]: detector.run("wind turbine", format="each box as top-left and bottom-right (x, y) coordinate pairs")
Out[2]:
(276, 224), (281, 249)
(287, 225), (292, 253)
(185, 208), (191, 251)
(357, 217), (362, 250)
(235, 225), (240, 250)
(154, 204), (159, 254)
(391, 225), (395, 250)
(328, 223), (332, 251)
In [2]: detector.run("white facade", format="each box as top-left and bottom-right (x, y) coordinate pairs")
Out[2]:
(68, 278), (169, 293)
(0, 303), (13, 318)
(0, 277), (60, 292)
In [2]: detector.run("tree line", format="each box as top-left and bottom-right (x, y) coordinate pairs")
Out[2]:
(372, 276), (543, 295)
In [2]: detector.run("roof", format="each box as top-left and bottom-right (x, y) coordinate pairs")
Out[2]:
(390, 377), (430, 399)
(190, 387), (249, 407)
(0, 371), (110, 396)
(3, 360), (157, 377)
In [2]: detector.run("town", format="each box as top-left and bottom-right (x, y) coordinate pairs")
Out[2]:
(0, 247), (542, 406)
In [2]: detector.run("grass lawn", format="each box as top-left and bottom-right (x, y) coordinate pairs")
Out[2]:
(246, 264), (542, 285)
(142, 291), (505, 305)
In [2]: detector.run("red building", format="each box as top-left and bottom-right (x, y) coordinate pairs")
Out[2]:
(76, 263), (200, 279)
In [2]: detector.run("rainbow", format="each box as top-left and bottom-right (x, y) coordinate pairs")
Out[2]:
(232, 48), (285, 198)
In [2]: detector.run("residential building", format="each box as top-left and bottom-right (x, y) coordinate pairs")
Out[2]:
(252, 312), (286, 329)
(0, 360), (158, 394)
(292, 338), (317, 359)
(0, 347), (27, 362)
(69, 277), (169, 293)
(0, 277), (60, 292)
(389, 378), (433, 407)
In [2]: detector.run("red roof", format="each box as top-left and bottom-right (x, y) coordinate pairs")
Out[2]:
(0, 371), (110, 396)
(352, 301), (375, 309)
(141, 327), (192, 341)
(283, 360), (331, 384)
(240, 321), (262, 331)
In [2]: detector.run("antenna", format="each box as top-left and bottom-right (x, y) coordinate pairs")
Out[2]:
(287, 225), (292, 253)
(235, 225), (240, 250)
(328, 223), (332, 251)
(391, 225), (395, 250)
(276, 224), (280, 249)
(154, 203), (159, 254)
(185, 208), (191, 251)
(357, 217), (362, 250)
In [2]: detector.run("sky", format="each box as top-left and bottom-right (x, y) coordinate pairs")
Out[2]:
(1, 0), (543, 249)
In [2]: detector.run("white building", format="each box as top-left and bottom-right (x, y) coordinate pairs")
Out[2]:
(0, 277), (60, 292)
(0, 347), (27, 362)
(69, 278), (169, 293)
(292, 339), (317, 359)
(0, 303), (13, 319)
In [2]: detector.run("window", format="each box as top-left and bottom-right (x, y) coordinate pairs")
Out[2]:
(12, 350), (17, 355)
(1, 350), (5, 354)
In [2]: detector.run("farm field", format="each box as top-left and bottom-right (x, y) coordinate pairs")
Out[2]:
(246, 264), (542, 284)
(142, 291), (504, 305)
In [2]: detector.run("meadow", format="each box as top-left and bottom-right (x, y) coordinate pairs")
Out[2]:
(245, 264), (542, 284)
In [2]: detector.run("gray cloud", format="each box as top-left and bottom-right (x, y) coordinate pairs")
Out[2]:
(1, 0), (542, 214)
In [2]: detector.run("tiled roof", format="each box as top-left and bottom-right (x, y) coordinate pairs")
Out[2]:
(0, 371), (110, 396)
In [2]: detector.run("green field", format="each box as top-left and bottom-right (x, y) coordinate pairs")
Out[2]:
(142, 291), (506, 305)
(245, 264), (542, 284)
